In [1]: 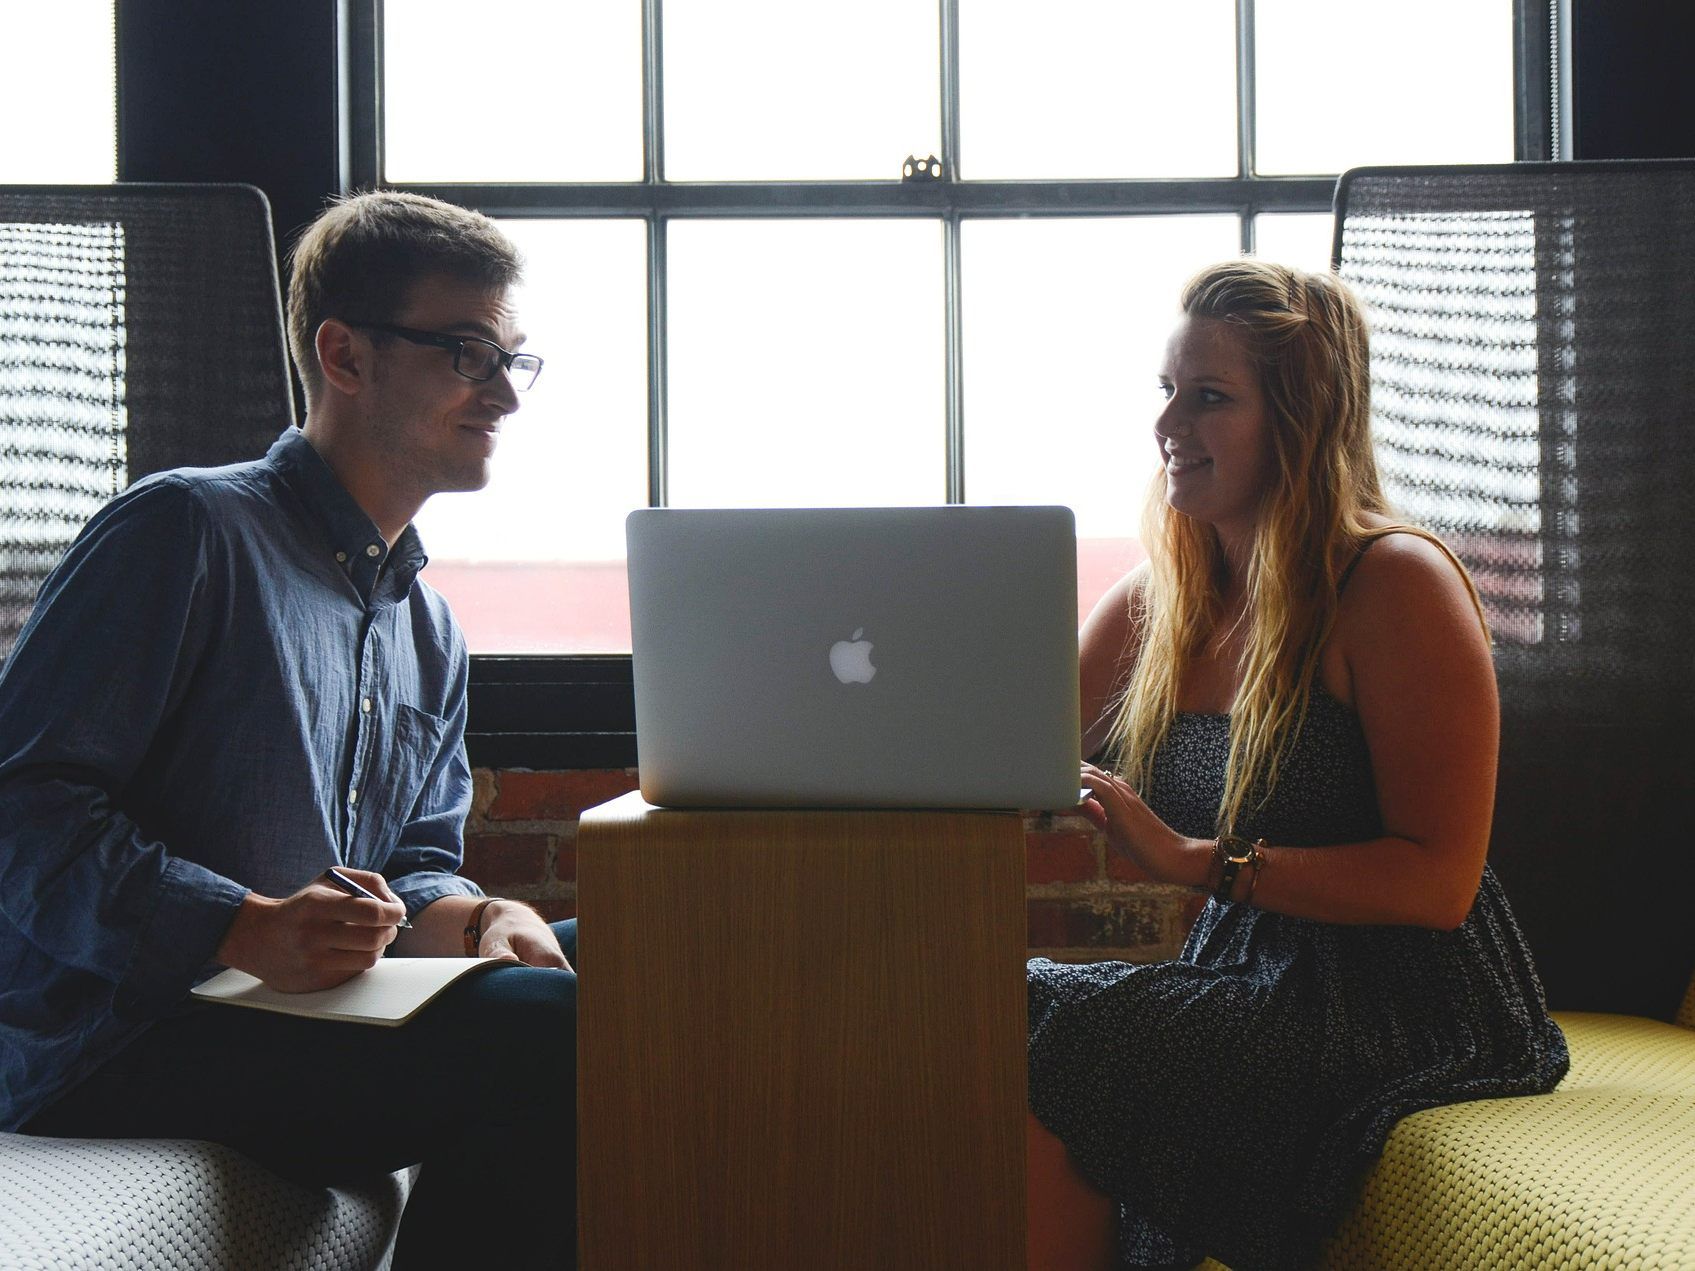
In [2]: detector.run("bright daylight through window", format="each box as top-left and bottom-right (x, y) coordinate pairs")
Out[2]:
(0, 0), (116, 185)
(378, 0), (1515, 655)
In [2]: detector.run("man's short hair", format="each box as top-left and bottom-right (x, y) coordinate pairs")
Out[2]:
(286, 191), (523, 401)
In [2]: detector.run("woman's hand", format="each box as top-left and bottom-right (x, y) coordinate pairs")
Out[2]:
(1078, 763), (1213, 890)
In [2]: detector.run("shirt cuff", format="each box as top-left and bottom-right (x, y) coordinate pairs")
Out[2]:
(114, 855), (249, 1020)
(388, 871), (484, 921)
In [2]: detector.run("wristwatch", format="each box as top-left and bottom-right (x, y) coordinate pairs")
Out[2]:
(463, 898), (496, 956)
(1213, 835), (1259, 903)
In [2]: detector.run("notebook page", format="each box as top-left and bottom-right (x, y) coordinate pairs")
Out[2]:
(191, 957), (514, 1026)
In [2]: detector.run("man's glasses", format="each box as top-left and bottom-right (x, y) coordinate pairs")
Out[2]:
(350, 322), (544, 391)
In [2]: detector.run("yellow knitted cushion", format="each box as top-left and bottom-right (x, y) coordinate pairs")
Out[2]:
(1315, 1011), (1695, 1270)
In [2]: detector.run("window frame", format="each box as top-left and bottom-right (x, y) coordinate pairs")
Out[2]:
(343, 0), (1560, 768)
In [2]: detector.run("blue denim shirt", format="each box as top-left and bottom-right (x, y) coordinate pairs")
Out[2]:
(0, 427), (483, 1130)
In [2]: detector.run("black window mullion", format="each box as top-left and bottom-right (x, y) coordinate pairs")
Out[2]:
(344, 0), (381, 190)
(1236, 0), (1257, 182)
(1511, 0), (1565, 162)
(944, 212), (964, 504)
(1236, 0), (1257, 255)
(939, 0), (963, 504)
(642, 0), (668, 509)
(643, 0), (665, 184)
(939, 0), (961, 176)
(395, 178), (1334, 219)
(647, 215), (668, 509)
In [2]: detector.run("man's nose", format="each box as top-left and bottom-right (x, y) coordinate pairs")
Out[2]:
(485, 367), (521, 413)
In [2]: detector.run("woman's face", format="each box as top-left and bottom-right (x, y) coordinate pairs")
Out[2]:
(1154, 315), (1279, 543)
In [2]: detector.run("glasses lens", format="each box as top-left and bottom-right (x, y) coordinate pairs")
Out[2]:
(509, 353), (543, 391)
(455, 338), (501, 381)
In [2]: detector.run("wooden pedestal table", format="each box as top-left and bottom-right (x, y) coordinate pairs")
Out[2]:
(576, 791), (1026, 1270)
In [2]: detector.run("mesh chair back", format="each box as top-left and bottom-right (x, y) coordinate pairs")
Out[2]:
(0, 184), (294, 658)
(1336, 161), (1695, 1018)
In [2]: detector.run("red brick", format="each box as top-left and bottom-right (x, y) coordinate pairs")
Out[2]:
(528, 896), (577, 924)
(1026, 900), (1069, 949)
(1028, 897), (1170, 951)
(469, 768), (498, 823)
(1075, 898), (1166, 949)
(552, 839), (577, 884)
(1045, 813), (1099, 835)
(1103, 846), (1154, 883)
(461, 833), (550, 889)
(487, 769), (639, 821)
(1025, 830), (1099, 883)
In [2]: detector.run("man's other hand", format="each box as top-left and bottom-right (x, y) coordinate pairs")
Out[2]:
(215, 868), (405, 992)
(478, 899), (571, 970)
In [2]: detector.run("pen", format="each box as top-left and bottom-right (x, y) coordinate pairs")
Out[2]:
(323, 867), (413, 929)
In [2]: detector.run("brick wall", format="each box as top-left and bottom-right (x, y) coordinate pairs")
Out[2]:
(464, 769), (1200, 963)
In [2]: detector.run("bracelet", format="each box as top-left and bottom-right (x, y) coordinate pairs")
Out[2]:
(1212, 836), (1266, 904)
(1243, 839), (1267, 905)
(463, 898), (496, 957)
(1204, 838), (1226, 895)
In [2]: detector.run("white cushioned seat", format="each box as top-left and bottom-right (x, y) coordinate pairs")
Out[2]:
(0, 1134), (415, 1270)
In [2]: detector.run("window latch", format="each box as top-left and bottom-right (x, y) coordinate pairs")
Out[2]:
(902, 154), (945, 182)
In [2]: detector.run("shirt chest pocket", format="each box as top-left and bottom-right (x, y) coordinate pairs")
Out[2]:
(352, 702), (448, 864)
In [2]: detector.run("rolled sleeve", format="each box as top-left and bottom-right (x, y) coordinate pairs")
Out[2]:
(116, 856), (250, 1017)
(0, 480), (243, 1013)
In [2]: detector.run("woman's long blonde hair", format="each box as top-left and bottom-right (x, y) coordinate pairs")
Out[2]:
(1103, 259), (1479, 834)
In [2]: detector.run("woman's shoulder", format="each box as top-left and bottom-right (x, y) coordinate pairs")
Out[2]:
(1345, 523), (1473, 599)
(1082, 560), (1152, 651)
(1079, 560), (1154, 753)
(1336, 521), (1488, 645)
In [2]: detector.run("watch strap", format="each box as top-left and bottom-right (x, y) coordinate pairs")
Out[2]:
(463, 898), (496, 957)
(1213, 836), (1255, 903)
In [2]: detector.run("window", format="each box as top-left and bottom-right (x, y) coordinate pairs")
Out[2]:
(0, 0), (117, 184)
(0, 2), (119, 658)
(353, 0), (1534, 758)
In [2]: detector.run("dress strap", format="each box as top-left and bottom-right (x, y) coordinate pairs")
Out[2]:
(1338, 532), (1396, 595)
(1335, 532), (1417, 603)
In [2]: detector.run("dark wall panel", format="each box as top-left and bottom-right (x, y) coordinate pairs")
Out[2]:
(1572, 0), (1695, 159)
(116, 0), (344, 268)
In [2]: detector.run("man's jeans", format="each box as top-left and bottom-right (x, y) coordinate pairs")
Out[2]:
(26, 920), (579, 1270)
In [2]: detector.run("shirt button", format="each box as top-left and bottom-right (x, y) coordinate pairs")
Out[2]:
(361, 698), (373, 714)
(348, 789), (359, 805)
(335, 551), (347, 563)
(366, 544), (381, 558)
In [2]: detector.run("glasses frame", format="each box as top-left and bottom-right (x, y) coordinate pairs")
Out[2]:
(349, 320), (544, 389)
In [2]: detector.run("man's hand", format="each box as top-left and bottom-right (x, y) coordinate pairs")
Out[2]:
(477, 899), (571, 970)
(216, 868), (406, 993)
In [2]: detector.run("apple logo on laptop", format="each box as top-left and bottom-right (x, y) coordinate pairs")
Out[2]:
(829, 627), (876, 684)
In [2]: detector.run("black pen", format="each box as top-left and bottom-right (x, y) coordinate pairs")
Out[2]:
(323, 866), (413, 929)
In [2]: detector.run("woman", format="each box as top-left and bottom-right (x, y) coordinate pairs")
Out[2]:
(1026, 260), (1568, 1271)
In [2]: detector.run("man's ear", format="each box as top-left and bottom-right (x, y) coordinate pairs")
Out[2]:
(314, 319), (368, 397)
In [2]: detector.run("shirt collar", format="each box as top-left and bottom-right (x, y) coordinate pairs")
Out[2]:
(263, 426), (430, 606)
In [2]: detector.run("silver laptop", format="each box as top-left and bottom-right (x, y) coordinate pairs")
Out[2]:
(626, 506), (1080, 810)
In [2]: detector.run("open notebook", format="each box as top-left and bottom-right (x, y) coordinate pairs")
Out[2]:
(191, 958), (514, 1027)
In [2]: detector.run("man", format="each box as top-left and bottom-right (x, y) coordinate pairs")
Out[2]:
(0, 191), (575, 1267)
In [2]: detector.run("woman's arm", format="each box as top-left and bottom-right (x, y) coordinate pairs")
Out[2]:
(1081, 535), (1497, 931)
(1079, 561), (1150, 760)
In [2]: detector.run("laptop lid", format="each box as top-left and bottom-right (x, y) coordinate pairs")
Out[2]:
(626, 506), (1080, 810)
